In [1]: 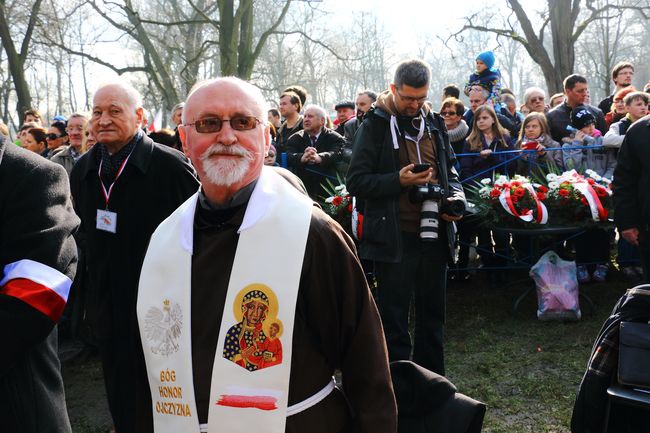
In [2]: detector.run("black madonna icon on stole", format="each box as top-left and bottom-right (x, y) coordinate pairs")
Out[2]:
(223, 284), (284, 371)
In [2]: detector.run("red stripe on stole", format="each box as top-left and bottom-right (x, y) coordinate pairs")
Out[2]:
(2, 278), (66, 322)
(216, 395), (278, 411)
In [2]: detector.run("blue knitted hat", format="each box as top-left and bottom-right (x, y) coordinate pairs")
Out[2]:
(476, 51), (495, 71)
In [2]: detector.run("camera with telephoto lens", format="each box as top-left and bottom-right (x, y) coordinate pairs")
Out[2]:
(409, 183), (444, 203)
(409, 184), (465, 217)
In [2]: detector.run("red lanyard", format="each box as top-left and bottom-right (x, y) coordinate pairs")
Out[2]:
(98, 152), (133, 209)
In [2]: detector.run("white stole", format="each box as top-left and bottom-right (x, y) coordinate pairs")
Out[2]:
(137, 167), (312, 433)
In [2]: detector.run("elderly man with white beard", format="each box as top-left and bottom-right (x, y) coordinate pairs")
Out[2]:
(135, 76), (397, 433)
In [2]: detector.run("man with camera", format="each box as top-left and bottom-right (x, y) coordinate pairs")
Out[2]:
(347, 59), (465, 376)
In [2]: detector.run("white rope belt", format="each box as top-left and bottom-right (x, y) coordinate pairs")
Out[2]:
(287, 376), (336, 416)
(199, 377), (336, 431)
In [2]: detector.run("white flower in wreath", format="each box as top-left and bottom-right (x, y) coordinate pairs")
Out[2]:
(592, 174), (602, 181)
(334, 185), (346, 191)
(548, 181), (560, 190)
(480, 178), (492, 185)
(478, 186), (491, 198)
(325, 196), (335, 203)
(546, 173), (558, 181)
(601, 177), (612, 184)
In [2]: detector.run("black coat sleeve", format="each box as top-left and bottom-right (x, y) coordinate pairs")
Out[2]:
(0, 149), (79, 375)
(317, 131), (344, 166)
(285, 132), (307, 167)
(613, 121), (644, 231)
(347, 120), (402, 199)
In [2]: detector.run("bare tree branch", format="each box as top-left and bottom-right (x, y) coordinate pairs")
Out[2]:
(20, 0), (43, 59)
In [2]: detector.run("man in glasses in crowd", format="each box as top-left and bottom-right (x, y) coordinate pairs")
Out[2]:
(69, 81), (199, 433)
(51, 113), (89, 175)
(347, 59), (465, 377)
(134, 76), (396, 433)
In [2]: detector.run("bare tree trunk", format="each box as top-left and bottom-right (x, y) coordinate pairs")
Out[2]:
(0, 0), (42, 117)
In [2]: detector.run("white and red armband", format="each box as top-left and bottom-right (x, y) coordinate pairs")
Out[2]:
(0, 259), (71, 322)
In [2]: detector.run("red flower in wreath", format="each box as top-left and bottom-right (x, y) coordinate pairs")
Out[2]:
(558, 189), (570, 197)
(580, 197), (589, 206)
(537, 192), (547, 200)
(595, 187), (607, 197)
(537, 185), (549, 194)
(512, 195), (519, 203)
(332, 196), (343, 206)
(490, 189), (500, 199)
(347, 203), (353, 213)
(513, 187), (526, 198)
(587, 178), (595, 185)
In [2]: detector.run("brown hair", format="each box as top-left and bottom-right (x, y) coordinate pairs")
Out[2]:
(439, 97), (464, 116)
(517, 112), (550, 142)
(623, 91), (650, 107)
(27, 127), (48, 149)
(612, 61), (634, 79)
(23, 108), (43, 123)
(280, 91), (302, 112)
(466, 105), (508, 152)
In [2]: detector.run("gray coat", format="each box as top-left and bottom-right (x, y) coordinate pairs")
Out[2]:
(561, 135), (616, 179)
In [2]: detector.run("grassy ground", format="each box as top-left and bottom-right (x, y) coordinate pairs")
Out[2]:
(62, 269), (634, 433)
(445, 269), (630, 433)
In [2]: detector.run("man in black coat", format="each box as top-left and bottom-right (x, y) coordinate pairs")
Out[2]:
(0, 139), (79, 433)
(546, 74), (606, 143)
(347, 59), (466, 376)
(597, 61), (635, 116)
(613, 114), (650, 282)
(285, 104), (344, 198)
(70, 82), (199, 432)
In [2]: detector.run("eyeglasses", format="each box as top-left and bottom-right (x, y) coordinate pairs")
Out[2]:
(441, 111), (459, 117)
(530, 97), (545, 103)
(186, 116), (261, 133)
(396, 91), (427, 104)
(46, 133), (61, 140)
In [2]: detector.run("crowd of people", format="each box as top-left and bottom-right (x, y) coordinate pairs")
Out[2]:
(1, 51), (650, 433)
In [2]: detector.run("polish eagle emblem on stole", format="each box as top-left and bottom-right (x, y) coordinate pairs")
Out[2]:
(144, 299), (183, 356)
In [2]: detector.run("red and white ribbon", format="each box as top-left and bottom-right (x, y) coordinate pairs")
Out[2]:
(498, 184), (548, 224)
(573, 182), (608, 222)
(1, 259), (71, 322)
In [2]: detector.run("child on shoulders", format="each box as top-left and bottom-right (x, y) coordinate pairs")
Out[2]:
(464, 50), (503, 108)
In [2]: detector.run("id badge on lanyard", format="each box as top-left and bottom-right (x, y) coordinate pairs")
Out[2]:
(96, 154), (131, 234)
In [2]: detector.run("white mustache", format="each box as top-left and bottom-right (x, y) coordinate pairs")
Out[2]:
(203, 143), (254, 159)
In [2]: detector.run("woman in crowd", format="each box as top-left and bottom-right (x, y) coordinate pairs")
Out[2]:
(523, 87), (547, 114)
(440, 97), (468, 155)
(22, 127), (49, 157)
(458, 105), (514, 285)
(46, 120), (68, 157)
(82, 123), (96, 152)
(549, 93), (565, 108)
(515, 112), (562, 175)
(440, 97), (469, 281)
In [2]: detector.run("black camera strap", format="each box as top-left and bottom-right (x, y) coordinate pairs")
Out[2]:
(425, 115), (450, 193)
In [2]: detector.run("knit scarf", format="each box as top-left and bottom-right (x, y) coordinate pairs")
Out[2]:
(446, 120), (469, 143)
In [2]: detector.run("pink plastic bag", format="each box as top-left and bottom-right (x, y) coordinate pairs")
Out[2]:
(530, 251), (581, 320)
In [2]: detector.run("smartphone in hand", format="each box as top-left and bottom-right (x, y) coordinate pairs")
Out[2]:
(411, 163), (431, 173)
